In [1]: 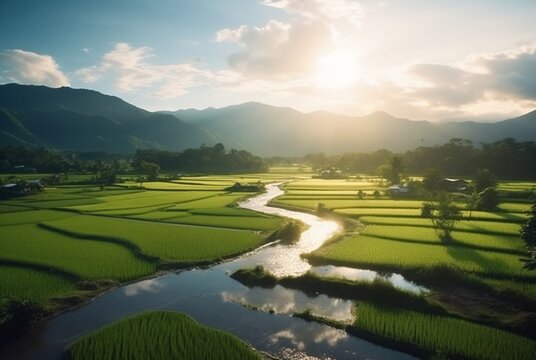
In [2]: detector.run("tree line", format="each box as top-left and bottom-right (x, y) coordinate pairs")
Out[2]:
(133, 143), (267, 173)
(268, 138), (536, 180)
(0, 143), (267, 176)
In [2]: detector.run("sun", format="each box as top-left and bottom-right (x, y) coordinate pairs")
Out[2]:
(313, 51), (361, 90)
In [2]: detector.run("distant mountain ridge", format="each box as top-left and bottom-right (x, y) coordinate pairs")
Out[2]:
(168, 103), (536, 155)
(1, 84), (535, 155)
(0, 84), (217, 152)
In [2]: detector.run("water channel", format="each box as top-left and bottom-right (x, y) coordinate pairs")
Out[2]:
(2, 184), (423, 360)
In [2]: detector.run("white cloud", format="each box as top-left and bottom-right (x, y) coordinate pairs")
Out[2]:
(75, 43), (213, 98)
(0, 49), (69, 87)
(402, 44), (536, 109)
(216, 19), (335, 79)
(262, 0), (363, 26)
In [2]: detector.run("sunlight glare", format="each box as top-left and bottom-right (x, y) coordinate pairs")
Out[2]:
(313, 51), (360, 90)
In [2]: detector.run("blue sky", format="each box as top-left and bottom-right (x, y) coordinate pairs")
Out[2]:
(1, 0), (535, 121)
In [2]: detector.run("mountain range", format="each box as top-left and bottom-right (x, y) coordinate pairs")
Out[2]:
(1, 83), (535, 156)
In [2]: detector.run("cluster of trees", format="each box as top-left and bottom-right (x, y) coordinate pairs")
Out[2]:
(270, 138), (536, 180)
(133, 143), (267, 173)
(0, 146), (128, 174)
(0, 144), (267, 182)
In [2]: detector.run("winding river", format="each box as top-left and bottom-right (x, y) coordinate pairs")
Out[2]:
(2, 184), (421, 360)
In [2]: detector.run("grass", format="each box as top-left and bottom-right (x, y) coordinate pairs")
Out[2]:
(0, 265), (77, 301)
(273, 198), (424, 210)
(167, 194), (252, 210)
(159, 214), (283, 231)
(360, 224), (524, 252)
(0, 224), (155, 281)
(45, 215), (265, 263)
(359, 217), (522, 236)
(310, 234), (533, 280)
(0, 209), (75, 226)
(70, 191), (221, 213)
(354, 302), (536, 360)
(68, 311), (261, 360)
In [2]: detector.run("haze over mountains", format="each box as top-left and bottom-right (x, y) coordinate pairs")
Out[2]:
(1, 84), (535, 156)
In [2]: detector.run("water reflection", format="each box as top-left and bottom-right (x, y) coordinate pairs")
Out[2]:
(310, 265), (426, 294)
(270, 326), (348, 352)
(1, 183), (420, 360)
(123, 278), (165, 296)
(239, 184), (340, 277)
(221, 285), (354, 321)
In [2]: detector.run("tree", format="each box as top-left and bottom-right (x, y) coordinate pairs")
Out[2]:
(473, 168), (497, 193)
(521, 202), (536, 270)
(476, 187), (500, 211)
(141, 161), (160, 181)
(466, 192), (479, 219)
(422, 169), (442, 193)
(379, 155), (404, 185)
(424, 194), (461, 242)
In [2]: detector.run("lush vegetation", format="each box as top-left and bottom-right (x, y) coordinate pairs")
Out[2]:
(134, 144), (267, 173)
(44, 215), (265, 263)
(68, 311), (260, 360)
(354, 302), (536, 360)
(0, 174), (291, 308)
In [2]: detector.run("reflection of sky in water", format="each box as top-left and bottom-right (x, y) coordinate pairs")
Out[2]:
(123, 278), (165, 296)
(222, 285), (354, 322)
(310, 266), (427, 294)
(270, 326), (347, 355)
(239, 184), (340, 277)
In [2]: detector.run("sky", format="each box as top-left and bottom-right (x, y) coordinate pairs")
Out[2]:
(1, 0), (535, 121)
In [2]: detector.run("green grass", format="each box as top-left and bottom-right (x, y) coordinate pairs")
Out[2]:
(274, 198), (424, 210)
(335, 208), (424, 217)
(311, 234), (533, 279)
(189, 207), (268, 217)
(360, 224), (524, 252)
(0, 209), (75, 226)
(167, 194), (252, 210)
(359, 217), (522, 236)
(479, 278), (536, 302)
(70, 191), (221, 213)
(140, 181), (229, 191)
(0, 224), (155, 281)
(0, 265), (77, 301)
(162, 214), (283, 231)
(45, 215), (265, 262)
(355, 302), (536, 360)
(68, 311), (261, 360)
(499, 202), (532, 213)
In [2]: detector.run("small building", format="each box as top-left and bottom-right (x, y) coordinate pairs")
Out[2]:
(388, 184), (410, 196)
(1, 183), (28, 197)
(440, 178), (468, 192)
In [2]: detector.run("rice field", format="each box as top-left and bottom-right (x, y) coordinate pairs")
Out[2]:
(311, 234), (534, 279)
(0, 265), (77, 301)
(0, 177), (285, 306)
(0, 209), (75, 226)
(0, 224), (155, 281)
(70, 190), (221, 213)
(359, 216), (521, 234)
(355, 302), (536, 360)
(167, 193), (250, 210)
(45, 215), (266, 262)
(68, 311), (261, 360)
(363, 225), (524, 252)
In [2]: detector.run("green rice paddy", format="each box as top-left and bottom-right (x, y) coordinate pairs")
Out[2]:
(0, 265), (77, 301)
(0, 177), (284, 305)
(355, 303), (536, 360)
(68, 311), (261, 360)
